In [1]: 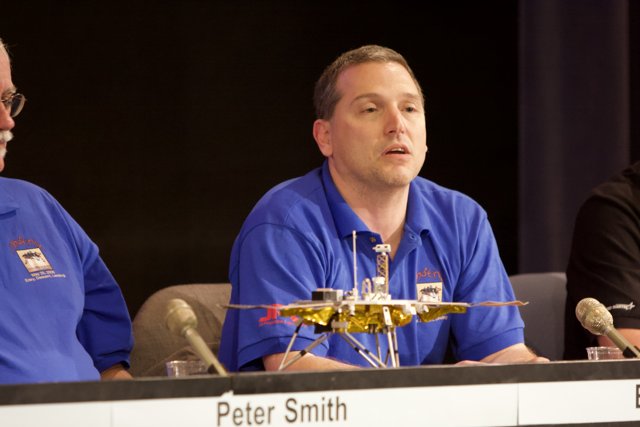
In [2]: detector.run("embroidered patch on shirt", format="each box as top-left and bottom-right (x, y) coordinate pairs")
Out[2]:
(16, 248), (52, 273)
(10, 237), (67, 283)
(417, 281), (443, 302)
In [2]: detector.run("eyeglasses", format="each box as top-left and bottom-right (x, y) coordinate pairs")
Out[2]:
(1, 93), (26, 118)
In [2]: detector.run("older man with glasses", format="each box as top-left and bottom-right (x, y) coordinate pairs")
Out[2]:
(0, 92), (24, 169)
(0, 38), (133, 384)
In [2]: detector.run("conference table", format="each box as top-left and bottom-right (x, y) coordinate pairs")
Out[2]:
(1, 360), (640, 426)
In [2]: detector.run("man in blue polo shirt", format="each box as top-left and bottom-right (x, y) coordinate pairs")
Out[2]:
(0, 39), (133, 384)
(220, 45), (546, 371)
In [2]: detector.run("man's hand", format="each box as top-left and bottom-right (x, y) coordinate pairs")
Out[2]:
(598, 328), (640, 349)
(100, 364), (133, 380)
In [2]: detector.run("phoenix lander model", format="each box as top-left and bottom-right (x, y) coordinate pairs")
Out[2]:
(229, 231), (524, 370)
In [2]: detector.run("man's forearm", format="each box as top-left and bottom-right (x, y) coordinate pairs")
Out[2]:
(479, 343), (549, 363)
(263, 352), (360, 371)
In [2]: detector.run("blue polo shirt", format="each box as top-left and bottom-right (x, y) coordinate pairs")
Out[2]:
(219, 162), (523, 371)
(0, 177), (133, 384)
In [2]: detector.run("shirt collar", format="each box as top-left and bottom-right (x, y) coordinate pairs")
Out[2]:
(405, 179), (432, 237)
(321, 161), (370, 238)
(321, 161), (432, 239)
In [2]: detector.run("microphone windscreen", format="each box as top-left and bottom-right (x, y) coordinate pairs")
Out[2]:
(165, 298), (198, 337)
(576, 297), (613, 335)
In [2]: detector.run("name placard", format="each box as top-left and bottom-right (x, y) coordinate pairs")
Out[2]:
(2, 361), (640, 427)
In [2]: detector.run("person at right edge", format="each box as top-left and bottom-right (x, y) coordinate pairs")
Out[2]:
(565, 161), (640, 359)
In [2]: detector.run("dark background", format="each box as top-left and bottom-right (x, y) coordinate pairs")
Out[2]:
(2, 2), (518, 315)
(4, 1), (635, 317)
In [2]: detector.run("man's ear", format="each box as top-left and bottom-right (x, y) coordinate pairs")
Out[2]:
(313, 119), (332, 157)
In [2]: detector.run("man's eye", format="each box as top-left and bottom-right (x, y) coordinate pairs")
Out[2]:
(405, 106), (418, 113)
(363, 107), (377, 113)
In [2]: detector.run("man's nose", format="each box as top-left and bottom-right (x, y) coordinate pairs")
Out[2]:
(385, 107), (406, 135)
(0, 104), (15, 131)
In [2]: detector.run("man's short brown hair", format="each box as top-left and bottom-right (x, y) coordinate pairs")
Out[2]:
(313, 45), (424, 119)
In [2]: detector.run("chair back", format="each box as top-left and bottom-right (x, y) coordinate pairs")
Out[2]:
(509, 272), (567, 360)
(129, 283), (231, 377)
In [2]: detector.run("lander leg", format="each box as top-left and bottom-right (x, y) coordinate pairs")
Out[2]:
(279, 333), (330, 371)
(339, 332), (387, 368)
(278, 319), (305, 370)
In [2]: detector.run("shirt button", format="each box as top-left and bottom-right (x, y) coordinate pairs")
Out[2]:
(369, 237), (377, 243)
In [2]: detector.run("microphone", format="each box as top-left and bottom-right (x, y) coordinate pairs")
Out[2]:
(575, 297), (640, 359)
(165, 298), (228, 376)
